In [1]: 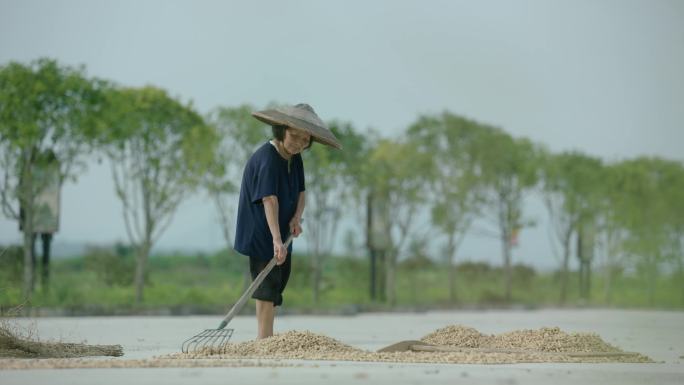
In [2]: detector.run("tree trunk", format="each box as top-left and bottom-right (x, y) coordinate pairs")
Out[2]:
(446, 233), (457, 303)
(677, 252), (684, 307)
(578, 259), (591, 301)
(499, 200), (513, 303)
(604, 263), (613, 305)
(134, 240), (151, 305)
(380, 251), (387, 302)
(369, 249), (377, 300)
(385, 250), (396, 305)
(448, 262), (457, 303)
(585, 259), (592, 300)
(30, 234), (38, 290)
(20, 156), (35, 301)
(501, 233), (512, 302)
(366, 191), (377, 301)
(576, 223), (594, 301)
(312, 250), (321, 304)
(214, 194), (246, 290)
(22, 223), (34, 300)
(410, 268), (417, 303)
(679, 256), (684, 307)
(310, 207), (322, 304)
(578, 260), (587, 301)
(135, 179), (155, 305)
(602, 232), (616, 305)
(559, 234), (571, 304)
(647, 257), (657, 307)
(577, 224), (584, 301)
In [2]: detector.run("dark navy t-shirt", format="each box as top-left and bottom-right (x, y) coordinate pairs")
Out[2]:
(234, 142), (305, 261)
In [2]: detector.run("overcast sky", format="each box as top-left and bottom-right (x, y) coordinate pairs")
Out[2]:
(1, 0), (683, 269)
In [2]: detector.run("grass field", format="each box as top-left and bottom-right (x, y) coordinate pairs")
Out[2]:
(1, 247), (683, 313)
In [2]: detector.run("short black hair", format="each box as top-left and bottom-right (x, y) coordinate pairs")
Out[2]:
(272, 125), (287, 141)
(271, 125), (313, 150)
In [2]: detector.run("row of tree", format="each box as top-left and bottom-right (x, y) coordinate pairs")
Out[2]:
(2, 59), (683, 307)
(0, 59), (217, 303)
(403, 115), (684, 306)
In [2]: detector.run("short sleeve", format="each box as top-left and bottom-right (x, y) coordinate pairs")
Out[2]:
(251, 156), (278, 204)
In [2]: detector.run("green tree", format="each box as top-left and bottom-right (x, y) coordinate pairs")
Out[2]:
(407, 112), (485, 303)
(476, 129), (539, 302)
(660, 161), (684, 305)
(610, 157), (673, 305)
(540, 151), (604, 303)
(101, 86), (218, 304)
(205, 104), (270, 289)
(303, 121), (365, 303)
(0, 58), (105, 299)
(363, 138), (433, 305)
(599, 163), (631, 304)
(335, 127), (378, 300)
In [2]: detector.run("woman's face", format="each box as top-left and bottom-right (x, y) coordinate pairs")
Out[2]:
(283, 128), (311, 155)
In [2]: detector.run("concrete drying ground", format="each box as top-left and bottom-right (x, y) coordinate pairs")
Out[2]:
(1, 309), (682, 384)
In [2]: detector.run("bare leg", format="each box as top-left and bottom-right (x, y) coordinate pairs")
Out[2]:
(255, 299), (275, 339)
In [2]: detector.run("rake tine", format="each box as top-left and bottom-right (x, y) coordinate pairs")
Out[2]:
(189, 330), (209, 352)
(204, 329), (232, 351)
(182, 329), (234, 353)
(191, 330), (212, 353)
(182, 329), (209, 353)
(195, 330), (218, 351)
(181, 332), (195, 353)
(198, 331), (219, 351)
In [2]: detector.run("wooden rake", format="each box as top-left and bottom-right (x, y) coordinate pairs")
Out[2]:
(181, 234), (294, 353)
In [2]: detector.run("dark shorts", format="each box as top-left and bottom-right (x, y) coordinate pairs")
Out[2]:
(249, 254), (291, 307)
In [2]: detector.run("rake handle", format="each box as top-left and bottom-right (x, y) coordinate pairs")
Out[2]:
(217, 234), (294, 330)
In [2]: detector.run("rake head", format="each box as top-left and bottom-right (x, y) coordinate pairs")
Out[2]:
(181, 328), (234, 353)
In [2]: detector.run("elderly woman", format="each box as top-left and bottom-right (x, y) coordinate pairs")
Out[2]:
(234, 103), (341, 339)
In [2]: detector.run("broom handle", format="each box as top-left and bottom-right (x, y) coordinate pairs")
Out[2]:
(217, 234), (295, 329)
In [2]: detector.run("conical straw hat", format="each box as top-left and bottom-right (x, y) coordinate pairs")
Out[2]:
(252, 103), (342, 150)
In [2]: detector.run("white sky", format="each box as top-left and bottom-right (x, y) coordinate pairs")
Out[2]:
(1, 0), (683, 269)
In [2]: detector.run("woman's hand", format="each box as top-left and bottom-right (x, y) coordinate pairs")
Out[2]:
(273, 238), (287, 265)
(289, 217), (303, 237)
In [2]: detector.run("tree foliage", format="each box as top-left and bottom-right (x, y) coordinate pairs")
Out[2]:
(0, 58), (106, 299)
(101, 85), (218, 303)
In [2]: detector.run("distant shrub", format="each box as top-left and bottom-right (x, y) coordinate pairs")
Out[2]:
(400, 253), (434, 269)
(83, 245), (138, 286)
(478, 288), (507, 304)
(0, 245), (23, 285)
(512, 263), (536, 285)
(456, 261), (493, 277)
